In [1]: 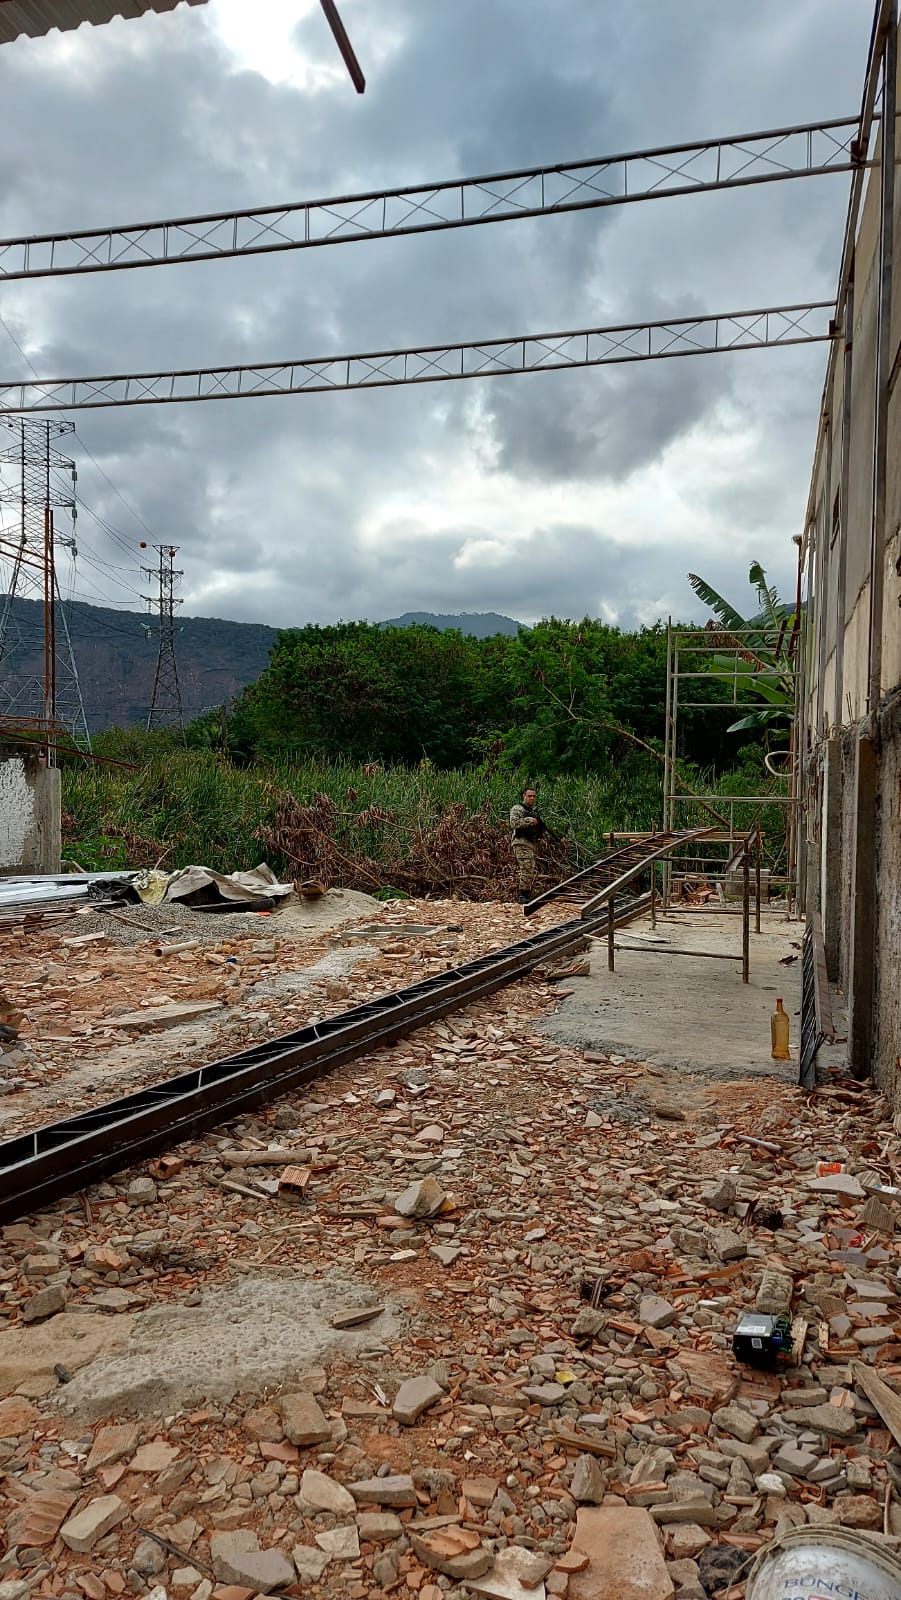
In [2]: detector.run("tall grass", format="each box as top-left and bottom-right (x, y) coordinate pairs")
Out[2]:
(63, 749), (789, 886)
(61, 751), (667, 876)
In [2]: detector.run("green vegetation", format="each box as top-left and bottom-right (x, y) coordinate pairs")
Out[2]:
(687, 561), (797, 734)
(61, 746), (783, 889)
(60, 613), (790, 890)
(224, 617), (743, 772)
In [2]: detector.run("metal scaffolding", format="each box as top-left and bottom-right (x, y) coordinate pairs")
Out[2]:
(0, 302), (835, 414)
(661, 623), (797, 909)
(0, 117), (862, 282)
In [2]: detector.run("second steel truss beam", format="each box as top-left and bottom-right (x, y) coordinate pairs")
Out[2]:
(0, 303), (836, 413)
(0, 118), (862, 282)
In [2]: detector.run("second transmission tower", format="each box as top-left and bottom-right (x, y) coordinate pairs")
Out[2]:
(142, 543), (185, 734)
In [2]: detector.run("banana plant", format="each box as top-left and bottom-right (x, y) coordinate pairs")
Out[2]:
(687, 562), (796, 733)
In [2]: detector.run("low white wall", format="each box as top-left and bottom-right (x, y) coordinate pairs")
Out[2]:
(0, 757), (61, 873)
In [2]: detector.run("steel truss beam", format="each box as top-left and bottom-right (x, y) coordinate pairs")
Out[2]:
(0, 303), (835, 414)
(0, 118), (862, 282)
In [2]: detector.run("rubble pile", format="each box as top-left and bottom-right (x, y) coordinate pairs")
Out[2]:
(0, 900), (553, 1139)
(0, 914), (900, 1599)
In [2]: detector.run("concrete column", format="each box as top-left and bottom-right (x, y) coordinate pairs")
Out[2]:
(0, 756), (62, 875)
(820, 737), (843, 982)
(33, 764), (62, 874)
(847, 731), (878, 1080)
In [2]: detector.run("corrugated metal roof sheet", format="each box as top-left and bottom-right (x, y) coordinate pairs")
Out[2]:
(0, 0), (206, 44)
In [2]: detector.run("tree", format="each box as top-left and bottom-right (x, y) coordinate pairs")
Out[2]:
(687, 561), (796, 734)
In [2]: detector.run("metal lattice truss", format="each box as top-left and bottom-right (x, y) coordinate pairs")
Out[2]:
(0, 303), (835, 413)
(0, 119), (862, 281)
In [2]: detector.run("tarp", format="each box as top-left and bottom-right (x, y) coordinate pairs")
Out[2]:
(152, 862), (294, 909)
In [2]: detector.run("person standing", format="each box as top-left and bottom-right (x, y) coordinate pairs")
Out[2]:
(509, 787), (546, 903)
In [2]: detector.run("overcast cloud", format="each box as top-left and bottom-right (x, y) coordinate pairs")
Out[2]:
(0, 0), (874, 633)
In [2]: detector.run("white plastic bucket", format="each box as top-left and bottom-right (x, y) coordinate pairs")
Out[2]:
(746, 1525), (901, 1600)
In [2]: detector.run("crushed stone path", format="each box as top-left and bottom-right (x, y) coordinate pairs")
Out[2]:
(1, 907), (900, 1600)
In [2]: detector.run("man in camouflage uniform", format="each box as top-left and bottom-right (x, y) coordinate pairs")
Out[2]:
(509, 787), (546, 903)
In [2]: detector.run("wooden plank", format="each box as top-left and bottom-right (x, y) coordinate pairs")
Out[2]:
(790, 1315), (808, 1364)
(851, 1361), (901, 1450)
(551, 1422), (617, 1459)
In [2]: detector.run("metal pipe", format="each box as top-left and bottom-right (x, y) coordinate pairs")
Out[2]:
(610, 944), (746, 963)
(608, 900), (615, 971)
(742, 845), (751, 983)
(833, 275), (854, 729)
(867, 5), (897, 722)
(319, 0), (366, 93)
(755, 826), (762, 934)
(663, 618), (673, 907)
(814, 426), (832, 742)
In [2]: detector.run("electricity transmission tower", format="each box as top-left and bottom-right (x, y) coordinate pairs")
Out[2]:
(142, 543), (185, 734)
(0, 416), (91, 750)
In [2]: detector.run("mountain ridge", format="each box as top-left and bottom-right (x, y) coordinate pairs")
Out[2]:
(0, 598), (525, 730)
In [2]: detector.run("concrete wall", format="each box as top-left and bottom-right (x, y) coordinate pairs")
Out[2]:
(802, 27), (901, 1097)
(0, 756), (62, 875)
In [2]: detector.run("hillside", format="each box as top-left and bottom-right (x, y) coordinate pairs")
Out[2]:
(0, 596), (277, 732)
(382, 611), (523, 637)
(0, 601), (526, 731)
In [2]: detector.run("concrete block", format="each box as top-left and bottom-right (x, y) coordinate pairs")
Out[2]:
(0, 757), (61, 874)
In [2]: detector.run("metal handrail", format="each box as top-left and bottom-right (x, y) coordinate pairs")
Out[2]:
(578, 828), (714, 918)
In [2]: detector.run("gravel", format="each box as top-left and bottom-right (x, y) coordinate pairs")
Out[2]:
(76, 887), (382, 948)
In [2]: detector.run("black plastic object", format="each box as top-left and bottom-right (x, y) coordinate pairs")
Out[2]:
(732, 1310), (794, 1368)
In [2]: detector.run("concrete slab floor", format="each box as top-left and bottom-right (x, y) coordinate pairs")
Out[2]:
(540, 908), (804, 1082)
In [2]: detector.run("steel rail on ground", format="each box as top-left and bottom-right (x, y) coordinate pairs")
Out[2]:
(0, 896), (650, 1225)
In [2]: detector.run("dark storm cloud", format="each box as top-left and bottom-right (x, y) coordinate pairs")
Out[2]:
(480, 332), (734, 485)
(0, 0), (875, 636)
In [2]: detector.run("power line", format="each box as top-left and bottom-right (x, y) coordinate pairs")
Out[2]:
(0, 117), (863, 281)
(0, 301), (836, 413)
(71, 428), (157, 543)
(0, 310), (37, 374)
(0, 310), (156, 556)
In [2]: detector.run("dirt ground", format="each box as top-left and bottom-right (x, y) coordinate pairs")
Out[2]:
(0, 892), (559, 1138)
(542, 908), (804, 1085)
(1, 894), (900, 1600)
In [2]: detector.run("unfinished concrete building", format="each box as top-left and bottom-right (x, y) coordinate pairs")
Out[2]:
(801, 2), (900, 1098)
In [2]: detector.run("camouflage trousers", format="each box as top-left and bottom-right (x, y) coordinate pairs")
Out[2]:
(512, 841), (536, 893)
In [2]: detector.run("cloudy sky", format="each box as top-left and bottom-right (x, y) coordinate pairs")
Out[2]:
(0, 0), (875, 632)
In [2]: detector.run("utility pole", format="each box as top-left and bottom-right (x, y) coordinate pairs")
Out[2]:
(0, 417), (91, 754)
(142, 543), (184, 734)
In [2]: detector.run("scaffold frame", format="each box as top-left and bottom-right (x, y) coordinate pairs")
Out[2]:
(661, 621), (797, 910)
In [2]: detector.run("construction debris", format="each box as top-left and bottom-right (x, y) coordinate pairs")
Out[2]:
(0, 897), (900, 1600)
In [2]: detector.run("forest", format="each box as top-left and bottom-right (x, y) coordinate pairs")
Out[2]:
(61, 614), (790, 894)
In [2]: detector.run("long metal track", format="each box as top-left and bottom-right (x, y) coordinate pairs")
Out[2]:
(0, 897), (647, 1225)
(525, 829), (708, 915)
